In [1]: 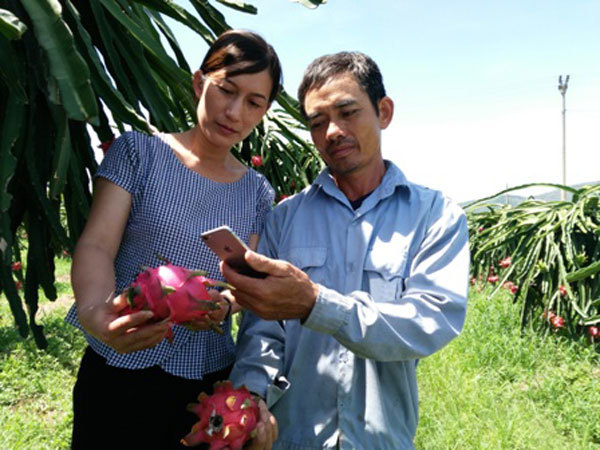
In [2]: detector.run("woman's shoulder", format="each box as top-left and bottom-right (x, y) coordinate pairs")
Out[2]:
(120, 130), (164, 148)
(245, 168), (274, 195)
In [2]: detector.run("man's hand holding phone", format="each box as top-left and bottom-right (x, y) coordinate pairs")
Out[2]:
(201, 226), (267, 279)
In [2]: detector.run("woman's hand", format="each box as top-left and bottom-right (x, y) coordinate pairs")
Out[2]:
(245, 399), (278, 450)
(182, 289), (236, 332)
(78, 291), (172, 353)
(72, 179), (171, 353)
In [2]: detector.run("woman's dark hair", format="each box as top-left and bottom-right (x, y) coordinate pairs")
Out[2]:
(200, 30), (282, 103)
(297, 51), (386, 118)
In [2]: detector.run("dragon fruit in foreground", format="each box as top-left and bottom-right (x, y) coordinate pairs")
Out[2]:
(120, 263), (229, 338)
(182, 381), (259, 449)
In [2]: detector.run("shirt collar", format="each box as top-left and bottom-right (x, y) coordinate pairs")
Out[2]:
(314, 160), (411, 204)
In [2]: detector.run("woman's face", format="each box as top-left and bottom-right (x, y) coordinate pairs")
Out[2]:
(194, 68), (272, 151)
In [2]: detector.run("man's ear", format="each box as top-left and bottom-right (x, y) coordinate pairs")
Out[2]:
(192, 70), (205, 100)
(378, 96), (394, 129)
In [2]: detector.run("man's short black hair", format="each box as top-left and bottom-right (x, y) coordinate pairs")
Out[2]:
(297, 51), (386, 118)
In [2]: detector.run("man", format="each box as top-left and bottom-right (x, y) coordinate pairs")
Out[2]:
(222, 52), (470, 449)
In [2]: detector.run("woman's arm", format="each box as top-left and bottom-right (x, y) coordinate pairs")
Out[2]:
(71, 178), (171, 353)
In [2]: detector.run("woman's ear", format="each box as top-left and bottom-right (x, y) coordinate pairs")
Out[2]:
(192, 70), (205, 100)
(378, 96), (394, 129)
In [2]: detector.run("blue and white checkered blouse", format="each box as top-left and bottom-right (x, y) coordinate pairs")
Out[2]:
(66, 131), (274, 379)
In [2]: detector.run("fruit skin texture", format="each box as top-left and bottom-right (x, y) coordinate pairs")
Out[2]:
(487, 275), (499, 283)
(183, 381), (259, 449)
(120, 263), (223, 340)
(498, 257), (512, 269)
(251, 155), (263, 167)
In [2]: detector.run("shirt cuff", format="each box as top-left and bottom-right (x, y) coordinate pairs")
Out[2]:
(303, 284), (351, 335)
(229, 370), (269, 399)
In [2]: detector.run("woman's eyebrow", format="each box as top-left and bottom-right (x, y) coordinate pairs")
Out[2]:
(224, 78), (268, 101)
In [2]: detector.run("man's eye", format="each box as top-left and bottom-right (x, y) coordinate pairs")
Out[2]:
(341, 109), (358, 118)
(309, 121), (324, 130)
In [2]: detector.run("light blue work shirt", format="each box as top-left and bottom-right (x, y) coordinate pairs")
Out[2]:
(230, 161), (470, 449)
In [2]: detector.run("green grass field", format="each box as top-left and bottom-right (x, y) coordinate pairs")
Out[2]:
(1, 261), (599, 449)
(415, 285), (600, 449)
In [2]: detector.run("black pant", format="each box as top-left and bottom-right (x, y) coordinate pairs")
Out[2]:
(72, 346), (232, 449)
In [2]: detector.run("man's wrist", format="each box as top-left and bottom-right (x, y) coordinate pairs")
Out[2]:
(300, 281), (320, 321)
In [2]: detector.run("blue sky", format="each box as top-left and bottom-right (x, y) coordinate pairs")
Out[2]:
(171, 0), (600, 202)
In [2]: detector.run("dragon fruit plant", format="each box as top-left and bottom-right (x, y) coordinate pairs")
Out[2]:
(182, 381), (259, 449)
(120, 263), (231, 338)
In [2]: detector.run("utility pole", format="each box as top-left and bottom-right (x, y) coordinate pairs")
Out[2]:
(558, 75), (569, 201)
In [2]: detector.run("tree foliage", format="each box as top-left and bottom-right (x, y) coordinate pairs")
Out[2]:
(0, 0), (326, 347)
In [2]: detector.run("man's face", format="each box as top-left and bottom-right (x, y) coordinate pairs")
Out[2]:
(304, 72), (393, 178)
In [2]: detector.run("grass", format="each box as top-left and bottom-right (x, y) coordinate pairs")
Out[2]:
(1, 263), (599, 449)
(416, 285), (600, 449)
(0, 256), (86, 450)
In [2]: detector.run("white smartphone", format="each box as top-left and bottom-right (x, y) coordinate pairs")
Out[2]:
(201, 225), (267, 278)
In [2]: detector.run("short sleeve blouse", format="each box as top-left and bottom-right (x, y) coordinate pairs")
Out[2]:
(66, 131), (274, 379)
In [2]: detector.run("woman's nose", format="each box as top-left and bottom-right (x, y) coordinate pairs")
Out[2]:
(225, 97), (243, 121)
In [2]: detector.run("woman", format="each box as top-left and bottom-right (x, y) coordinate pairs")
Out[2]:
(67, 30), (280, 449)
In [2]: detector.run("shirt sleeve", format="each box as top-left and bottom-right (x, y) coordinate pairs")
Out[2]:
(94, 131), (144, 194)
(303, 195), (470, 361)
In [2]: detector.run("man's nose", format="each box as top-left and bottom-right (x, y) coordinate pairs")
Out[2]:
(326, 120), (344, 142)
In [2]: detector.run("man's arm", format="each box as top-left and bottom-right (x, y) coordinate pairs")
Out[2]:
(223, 196), (469, 361)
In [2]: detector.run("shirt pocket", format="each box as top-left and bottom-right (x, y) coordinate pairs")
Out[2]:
(280, 247), (327, 279)
(364, 244), (408, 301)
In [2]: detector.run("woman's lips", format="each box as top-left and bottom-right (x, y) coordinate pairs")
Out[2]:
(216, 122), (237, 135)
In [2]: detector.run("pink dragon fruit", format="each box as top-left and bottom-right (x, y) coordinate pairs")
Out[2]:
(121, 263), (229, 338)
(182, 381), (259, 449)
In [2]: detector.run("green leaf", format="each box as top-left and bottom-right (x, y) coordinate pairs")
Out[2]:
(147, 9), (191, 72)
(26, 210), (57, 302)
(188, 0), (229, 36)
(566, 260), (600, 283)
(87, 1), (141, 111)
(130, 0), (215, 45)
(0, 36), (28, 104)
(20, 0), (98, 123)
(98, 0), (190, 83)
(464, 182), (579, 210)
(0, 93), (26, 214)
(48, 105), (71, 199)
(214, 0), (257, 14)
(116, 35), (177, 130)
(277, 89), (307, 125)
(0, 7), (28, 39)
(23, 98), (71, 250)
(0, 264), (28, 338)
(64, 0), (151, 132)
